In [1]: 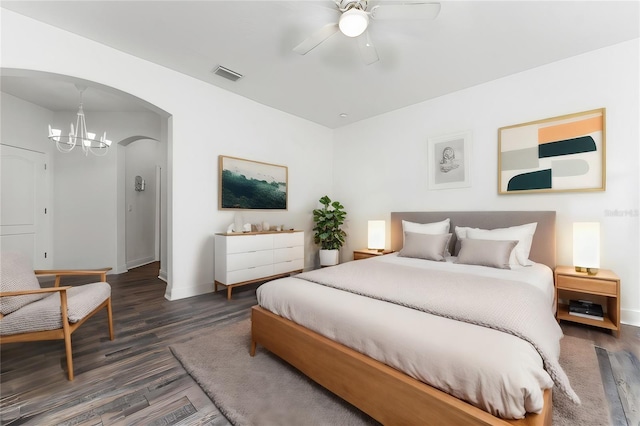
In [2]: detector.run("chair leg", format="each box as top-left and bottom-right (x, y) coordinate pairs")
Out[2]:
(106, 297), (114, 340)
(64, 328), (74, 381)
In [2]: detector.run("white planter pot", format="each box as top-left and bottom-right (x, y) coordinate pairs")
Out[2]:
(319, 249), (339, 266)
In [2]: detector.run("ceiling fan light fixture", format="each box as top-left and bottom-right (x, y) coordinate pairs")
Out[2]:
(339, 8), (369, 37)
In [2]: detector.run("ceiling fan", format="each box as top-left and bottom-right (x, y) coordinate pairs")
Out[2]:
(293, 0), (441, 65)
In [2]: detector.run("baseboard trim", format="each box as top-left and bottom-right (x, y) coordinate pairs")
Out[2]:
(126, 256), (155, 270)
(164, 282), (214, 301)
(621, 308), (640, 328)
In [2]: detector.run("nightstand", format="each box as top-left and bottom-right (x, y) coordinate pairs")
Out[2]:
(353, 249), (394, 260)
(555, 266), (620, 337)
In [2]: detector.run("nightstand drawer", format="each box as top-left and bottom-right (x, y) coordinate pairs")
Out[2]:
(557, 275), (617, 296)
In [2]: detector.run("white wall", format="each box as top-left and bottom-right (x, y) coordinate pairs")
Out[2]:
(1, 10), (333, 300)
(125, 139), (160, 269)
(333, 39), (640, 326)
(49, 110), (162, 271)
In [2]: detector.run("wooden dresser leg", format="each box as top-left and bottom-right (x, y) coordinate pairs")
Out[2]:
(227, 287), (232, 300)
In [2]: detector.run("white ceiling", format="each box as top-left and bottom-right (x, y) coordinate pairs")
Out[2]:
(1, 1), (638, 128)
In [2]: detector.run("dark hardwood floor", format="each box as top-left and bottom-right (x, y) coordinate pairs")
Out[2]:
(1, 262), (638, 425)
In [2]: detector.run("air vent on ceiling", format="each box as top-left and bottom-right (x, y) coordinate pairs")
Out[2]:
(212, 65), (243, 82)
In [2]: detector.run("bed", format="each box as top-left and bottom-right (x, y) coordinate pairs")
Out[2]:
(251, 211), (575, 426)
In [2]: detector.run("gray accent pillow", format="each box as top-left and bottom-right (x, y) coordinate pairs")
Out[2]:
(398, 232), (452, 262)
(455, 238), (518, 269)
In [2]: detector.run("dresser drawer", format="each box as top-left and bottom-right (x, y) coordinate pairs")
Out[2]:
(227, 264), (274, 285)
(557, 275), (617, 296)
(274, 258), (304, 275)
(273, 232), (304, 249)
(226, 234), (273, 254)
(227, 250), (273, 271)
(273, 246), (304, 263)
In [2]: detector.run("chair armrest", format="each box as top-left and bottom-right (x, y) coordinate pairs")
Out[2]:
(34, 268), (111, 276)
(34, 268), (111, 287)
(0, 286), (72, 297)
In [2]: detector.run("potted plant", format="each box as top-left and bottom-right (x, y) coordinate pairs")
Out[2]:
(313, 195), (347, 266)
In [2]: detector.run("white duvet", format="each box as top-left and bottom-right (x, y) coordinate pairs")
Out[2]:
(256, 254), (559, 419)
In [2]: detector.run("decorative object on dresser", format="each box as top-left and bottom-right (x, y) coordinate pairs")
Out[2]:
(498, 108), (606, 194)
(214, 231), (304, 300)
(353, 249), (393, 260)
(312, 195), (347, 266)
(219, 155), (288, 210)
(555, 266), (620, 337)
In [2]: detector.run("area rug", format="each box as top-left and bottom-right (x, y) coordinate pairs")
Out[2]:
(170, 319), (610, 426)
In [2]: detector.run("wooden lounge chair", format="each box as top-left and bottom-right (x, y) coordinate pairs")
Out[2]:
(0, 251), (114, 380)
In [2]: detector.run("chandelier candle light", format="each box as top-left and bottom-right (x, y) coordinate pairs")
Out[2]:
(48, 85), (111, 156)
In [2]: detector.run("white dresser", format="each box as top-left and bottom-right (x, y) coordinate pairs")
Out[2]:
(214, 231), (304, 299)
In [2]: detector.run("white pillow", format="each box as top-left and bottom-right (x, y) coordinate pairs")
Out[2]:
(465, 222), (538, 266)
(454, 226), (470, 240)
(453, 226), (472, 256)
(402, 218), (450, 235)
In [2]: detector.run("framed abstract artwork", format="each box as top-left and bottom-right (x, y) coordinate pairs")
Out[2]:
(498, 108), (606, 194)
(219, 156), (288, 210)
(427, 130), (472, 190)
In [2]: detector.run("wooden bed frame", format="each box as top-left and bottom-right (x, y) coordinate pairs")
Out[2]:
(251, 211), (556, 426)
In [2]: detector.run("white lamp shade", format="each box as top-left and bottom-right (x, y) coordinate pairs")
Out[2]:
(368, 220), (385, 250)
(573, 222), (600, 268)
(339, 9), (369, 37)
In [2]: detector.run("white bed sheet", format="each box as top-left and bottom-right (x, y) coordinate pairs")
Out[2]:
(256, 256), (557, 419)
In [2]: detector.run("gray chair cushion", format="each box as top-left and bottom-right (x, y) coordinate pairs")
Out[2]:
(0, 252), (47, 315)
(0, 282), (111, 336)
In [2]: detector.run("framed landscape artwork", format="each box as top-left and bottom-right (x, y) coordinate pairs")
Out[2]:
(219, 156), (288, 210)
(427, 130), (472, 190)
(498, 108), (606, 194)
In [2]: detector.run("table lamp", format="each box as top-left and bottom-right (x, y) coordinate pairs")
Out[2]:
(573, 222), (600, 275)
(368, 220), (385, 251)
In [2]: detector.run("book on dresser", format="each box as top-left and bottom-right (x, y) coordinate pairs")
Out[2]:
(569, 300), (604, 321)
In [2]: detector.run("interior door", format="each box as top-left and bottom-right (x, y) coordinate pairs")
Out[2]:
(0, 144), (48, 268)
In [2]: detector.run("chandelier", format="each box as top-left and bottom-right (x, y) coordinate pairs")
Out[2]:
(48, 85), (111, 156)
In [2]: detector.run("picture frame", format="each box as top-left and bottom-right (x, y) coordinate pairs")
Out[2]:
(219, 155), (288, 210)
(498, 108), (606, 194)
(427, 130), (472, 190)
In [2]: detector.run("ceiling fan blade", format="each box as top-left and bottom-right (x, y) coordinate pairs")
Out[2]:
(293, 23), (340, 55)
(370, 2), (441, 21)
(357, 31), (379, 65)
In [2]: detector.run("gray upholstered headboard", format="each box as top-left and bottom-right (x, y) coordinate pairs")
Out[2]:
(390, 211), (556, 269)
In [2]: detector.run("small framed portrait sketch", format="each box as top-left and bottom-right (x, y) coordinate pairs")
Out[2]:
(427, 130), (472, 190)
